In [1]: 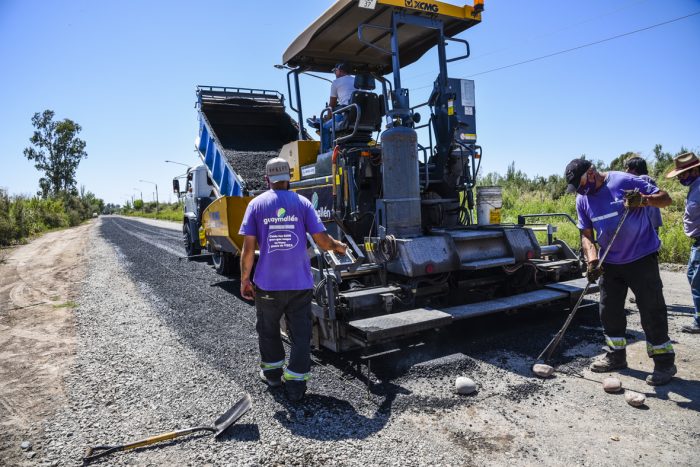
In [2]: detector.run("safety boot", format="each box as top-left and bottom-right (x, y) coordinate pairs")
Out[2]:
(646, 365), (677, 386)
(285, 380), (307, 402)
(589, 350), (627, 373)
(259, 369), (283, 388)
(681, 321), (700, 334)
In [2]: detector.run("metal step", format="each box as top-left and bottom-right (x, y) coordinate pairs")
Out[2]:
(460, 257), (515, 270)
(346, 279), (599, 343)
(545, 277), (599, 296)
(443, 289), (569, 321)
(348, 308), (453, 343)
(535, 259), (579, 269)
(340, 285), (401, 300)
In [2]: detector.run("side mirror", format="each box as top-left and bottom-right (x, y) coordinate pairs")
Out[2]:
(412, 112), (421, 124)
(172, 179), (180, 194)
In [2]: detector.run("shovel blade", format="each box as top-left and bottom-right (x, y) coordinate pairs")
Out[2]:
(213, 393), (252, 438)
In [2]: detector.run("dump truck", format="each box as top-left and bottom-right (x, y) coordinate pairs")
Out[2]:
(174, 86), (305, 274)
(176, 0), (596, 354)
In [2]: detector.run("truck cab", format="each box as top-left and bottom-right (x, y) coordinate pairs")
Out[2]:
(174, 165), (216, 257)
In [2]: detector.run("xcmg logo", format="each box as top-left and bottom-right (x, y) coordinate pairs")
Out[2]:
(405, 0), (439, 13)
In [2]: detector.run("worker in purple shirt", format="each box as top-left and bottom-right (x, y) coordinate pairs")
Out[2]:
(239, 157), (346, 402)
(624, 157), (663, 233)
(666, 152), (700, 334)
(565, 158), (677, 385)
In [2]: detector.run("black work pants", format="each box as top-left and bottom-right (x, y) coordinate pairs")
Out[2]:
(599, 253), (674, 365)
(254, 288), (313, 377)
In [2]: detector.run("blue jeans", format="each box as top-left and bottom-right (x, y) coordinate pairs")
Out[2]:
(687, 245), (700, 325)
(321, 114), (345, 152)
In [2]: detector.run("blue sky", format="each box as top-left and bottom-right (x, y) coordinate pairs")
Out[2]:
(1, 0), (698, 204)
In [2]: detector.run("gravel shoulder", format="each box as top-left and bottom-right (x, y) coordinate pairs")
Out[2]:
(1, 217), (699, 466)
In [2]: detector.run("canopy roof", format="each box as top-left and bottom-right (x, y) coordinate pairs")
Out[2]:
(283, 0), (483, 74)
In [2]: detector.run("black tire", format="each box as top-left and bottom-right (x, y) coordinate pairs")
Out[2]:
(183, 222), (201, 257)
(212, 251), (239, 276)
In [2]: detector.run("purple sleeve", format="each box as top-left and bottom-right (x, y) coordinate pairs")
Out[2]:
(238, 204), (257, 236)
(303, 199), (326, 235)
(576, 196), (592, 230)
(629, 175), (659, 196)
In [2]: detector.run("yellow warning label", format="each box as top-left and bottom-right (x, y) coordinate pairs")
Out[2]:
(489, 208), (501, 224)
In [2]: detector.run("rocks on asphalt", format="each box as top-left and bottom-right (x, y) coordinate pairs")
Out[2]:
(20, 440), (31, 450)
(532, 363), (555, 378)
(602, 377), (622, 393)
(625, 391), (646, 407)
(455, 376), (477, 395)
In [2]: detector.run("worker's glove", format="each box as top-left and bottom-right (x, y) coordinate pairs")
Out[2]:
(586, 259), (603, 284)
(623, 189), (643, 209)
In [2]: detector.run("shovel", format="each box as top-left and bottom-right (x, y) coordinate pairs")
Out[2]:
(82, 393), (252, 464)
(532, 205), (630, 376)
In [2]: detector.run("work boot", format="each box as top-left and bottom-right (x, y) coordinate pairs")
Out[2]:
(589, 350), (627, 373)
(681, 321), (700, 334)
(259, 369), (283, 388)
(646, 365), (677, 386)
(285, 380), (307, 402)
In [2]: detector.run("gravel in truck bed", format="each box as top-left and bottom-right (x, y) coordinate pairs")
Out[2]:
(223, 149), (281, 192)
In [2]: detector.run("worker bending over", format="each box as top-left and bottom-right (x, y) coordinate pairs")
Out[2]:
(565, 158), (677, 385)
(239, 158), (347, 402)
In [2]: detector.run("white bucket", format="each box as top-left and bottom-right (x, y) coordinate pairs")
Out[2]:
(476, 186), (503, 225)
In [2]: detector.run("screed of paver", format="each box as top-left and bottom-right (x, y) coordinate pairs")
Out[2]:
(0, 222), (92, 465)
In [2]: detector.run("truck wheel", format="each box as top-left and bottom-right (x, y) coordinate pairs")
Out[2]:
(183, 223), (201, 257)
(212, 251), (239, 276)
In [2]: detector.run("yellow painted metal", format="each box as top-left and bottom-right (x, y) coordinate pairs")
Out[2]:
(377, 0), (483, 21)
(198, 226), (206, 247)
(202, 196), (254, 252)
(279, 140), (321, 182)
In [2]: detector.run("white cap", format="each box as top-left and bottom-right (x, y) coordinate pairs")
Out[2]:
(266, 157), (291, 183)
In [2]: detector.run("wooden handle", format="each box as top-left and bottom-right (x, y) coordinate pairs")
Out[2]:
(121, 426), (213, 451)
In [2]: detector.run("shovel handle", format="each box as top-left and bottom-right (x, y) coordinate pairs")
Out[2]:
(83, 426), (214, 463)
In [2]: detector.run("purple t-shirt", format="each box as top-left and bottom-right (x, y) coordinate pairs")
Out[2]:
(239, 189), (325, 291)
(576, 172), (660, 265)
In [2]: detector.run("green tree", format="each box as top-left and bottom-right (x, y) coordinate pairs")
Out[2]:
(23, 110), (88, 198)
(608, 151), (640, 172)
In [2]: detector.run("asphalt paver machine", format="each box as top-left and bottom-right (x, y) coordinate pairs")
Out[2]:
(184, 0), (596, 354)
(275, 0), (596, 353)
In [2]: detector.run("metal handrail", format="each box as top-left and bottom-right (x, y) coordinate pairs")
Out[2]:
(324, 103), (362, 145)
(357, 23), (393, 56)
(444, 37), (471, 63)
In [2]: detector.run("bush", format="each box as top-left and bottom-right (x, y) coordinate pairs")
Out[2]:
(0, 188), (103, 245)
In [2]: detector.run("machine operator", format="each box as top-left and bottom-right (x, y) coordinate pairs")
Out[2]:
(321, 62), (357, 152)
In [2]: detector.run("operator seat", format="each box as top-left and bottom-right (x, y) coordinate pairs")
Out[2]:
(335, 74), (385, 145)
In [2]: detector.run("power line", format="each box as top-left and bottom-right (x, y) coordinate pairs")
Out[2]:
(467, 10), (700, 78)
(413, 10), (700, 89)
(403, 0), (650, 82)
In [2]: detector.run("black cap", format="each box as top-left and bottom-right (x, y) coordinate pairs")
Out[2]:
(332, 62), (351, 73)
(565, 159), (592, 193)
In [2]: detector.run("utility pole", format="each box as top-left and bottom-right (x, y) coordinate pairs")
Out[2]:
(139, 180), (159, 219)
